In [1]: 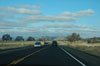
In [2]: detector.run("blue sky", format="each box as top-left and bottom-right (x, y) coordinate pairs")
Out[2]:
(0, 0), (100, 38)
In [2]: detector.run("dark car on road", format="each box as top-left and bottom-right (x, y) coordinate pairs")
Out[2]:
(52, 41), (58, 46)
(44, 42), (48, 46)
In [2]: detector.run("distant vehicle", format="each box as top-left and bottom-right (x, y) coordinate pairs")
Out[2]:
(44, 42), (48, 46)
(34, 42), (42, 48)
(52, 41), (58, 46)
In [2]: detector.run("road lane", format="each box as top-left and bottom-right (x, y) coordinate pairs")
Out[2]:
(0, 46), (46, 65)
(15, 46), (82, 66)
(0, 47), (34, 54)
(60, 46), (100, 66)
(59, 47), (86, 66)
(0, 45), (100, 66)
(7, 47), (48, 66)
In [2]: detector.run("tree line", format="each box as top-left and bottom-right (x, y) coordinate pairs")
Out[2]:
(1, 33), (100, 43)
(65, 33), (100, 43)
(66, 33), (81, 42)
(1, 34), (35, 41)
(87, 37), (100, 43)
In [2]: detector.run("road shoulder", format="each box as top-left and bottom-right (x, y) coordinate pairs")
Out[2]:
(60, 46), (100, 66)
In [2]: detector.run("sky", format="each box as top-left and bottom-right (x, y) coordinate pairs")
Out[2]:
(0, 0), (100, 38)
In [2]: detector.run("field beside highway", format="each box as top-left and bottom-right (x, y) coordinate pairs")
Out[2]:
(0, 41), (36, 50)
(0, 40), (100, 57)
(58, 41), (100, 57)
(0, 41), (51, 50)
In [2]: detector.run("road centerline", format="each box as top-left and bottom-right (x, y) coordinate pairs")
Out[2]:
(6, 47), (48, 66)
(59, 47), (86, 66)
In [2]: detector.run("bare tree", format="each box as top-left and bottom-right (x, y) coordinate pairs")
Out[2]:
(67, 33), (81, 42)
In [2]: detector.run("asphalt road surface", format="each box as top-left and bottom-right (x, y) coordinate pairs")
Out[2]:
(0, 45), (100, 66)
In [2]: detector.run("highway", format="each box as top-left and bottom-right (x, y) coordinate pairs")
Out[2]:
(0, 45), (100, 66)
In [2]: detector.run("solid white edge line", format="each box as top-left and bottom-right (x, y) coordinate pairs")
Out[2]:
(59, 47), (86, 66)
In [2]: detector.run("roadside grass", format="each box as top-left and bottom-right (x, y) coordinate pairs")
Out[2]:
(0, 41), (35, 50)
(0, 41), (51, 50)
(2, 40), (100, 57)
(58, 41), (100, 57)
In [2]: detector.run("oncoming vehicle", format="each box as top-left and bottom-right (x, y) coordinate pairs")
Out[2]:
(34, 42), (42, 48)
(52, 41), (58, 46)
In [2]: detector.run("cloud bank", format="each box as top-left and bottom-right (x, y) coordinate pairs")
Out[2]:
(0, 7), (42, 15)
(0, 5), (97, 38)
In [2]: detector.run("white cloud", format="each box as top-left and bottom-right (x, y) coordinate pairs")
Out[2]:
(0, 7), (94, 22)
(0, 7), (42, 15)
(0, 13), (15, 19)
(75, 9), (94, 16)
(16, 5), (40, 8)
(60, 9), (94, 17)
(0, 22), (99, 38)
(20, 15), (75, 22)
(20, 9), (94, 22)
(0, 7), (97, 38)
(44, 24), (87, 28)
(0, 22), (98, 35)
(0, 20), (27, 29)
(0, 13), (5, 17)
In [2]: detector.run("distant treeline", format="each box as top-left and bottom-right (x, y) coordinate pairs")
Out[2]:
(0, 34), (55, 41)
(1, 34), (35, 41)
(87, 37), (100, 43)
(65, 33), (100, 43)
(1, 33), (100, 44)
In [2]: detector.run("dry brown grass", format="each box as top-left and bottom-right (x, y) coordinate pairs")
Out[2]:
(1, 40), (99, 57)
(0, 41), (52, 50)
(0, 41), (35, 50)
(58, 41), (100, 57)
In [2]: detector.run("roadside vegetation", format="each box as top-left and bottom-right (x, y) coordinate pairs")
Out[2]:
(0, 34), (51, 50)
(58, 41), (100, 57)
(0, 34), (36, 50)
(0, 41), (35, 50)
(59, 33), (100, 57)
(0, 33), (100, 57)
